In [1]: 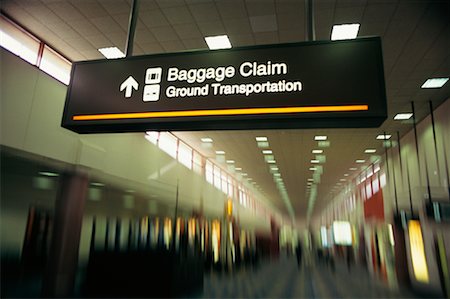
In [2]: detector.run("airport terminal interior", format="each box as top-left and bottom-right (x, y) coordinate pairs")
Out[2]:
(1, 0), (449, 298)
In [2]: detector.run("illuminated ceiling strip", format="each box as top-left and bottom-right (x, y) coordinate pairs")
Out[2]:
(73, 105), (369, 121)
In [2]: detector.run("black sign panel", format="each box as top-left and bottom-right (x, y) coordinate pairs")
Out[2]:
(62, 37), (387, 133)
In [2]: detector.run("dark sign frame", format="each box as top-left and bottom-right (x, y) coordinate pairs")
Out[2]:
(62, 36), (387, 133)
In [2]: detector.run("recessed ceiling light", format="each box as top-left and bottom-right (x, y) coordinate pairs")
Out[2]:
(307, 182), (312, 185)
(421, 78), (449, 88)
(344, 173), (349, 177)
(201, 137), (213, 143)
(312, 149), (323, 154)
(356, 159), (365, 163)
(241, 173), (248, 176)
(226, 160), (235, 164)
(205, 35), (232, 50)
(307, 178), (314, 181)
(364, 149), (376, 153)
(376, 134), (391, 140)
(349, 167), (357, 171)
(91, 182), (105, 187)
(331, 23), (360, 40)
(340, 179), (346, 182)
(235, 167), (242, 171)
(270, 166), (279, 171)
(98, 47), (125, 59)
(274, 173), (281, 177)
(39, 171), (59, 177)
(314, 135), (327, 141)
(262, 150), (273, 154)
(215, 150), (225, 154)
(256, 136), (268, 142)
(393, 113), (413, 120)
(311, 159), (320, 163)
(267, 160), (276, 164)
(309, 167), (317, 171)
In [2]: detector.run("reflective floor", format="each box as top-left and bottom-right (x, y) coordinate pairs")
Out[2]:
(200, 255), (421, 299)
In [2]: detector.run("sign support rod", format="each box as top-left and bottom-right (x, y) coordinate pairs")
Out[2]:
(125, 0), (140, 57)
(305, 0), (316, 41)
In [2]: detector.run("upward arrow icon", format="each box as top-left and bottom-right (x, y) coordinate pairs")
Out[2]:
(120, 76), (139, 98)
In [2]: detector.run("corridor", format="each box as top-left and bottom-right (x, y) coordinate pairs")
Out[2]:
(200, 255), (421, 298)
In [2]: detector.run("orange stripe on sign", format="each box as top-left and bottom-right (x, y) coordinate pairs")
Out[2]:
(72, 105), (369, 121)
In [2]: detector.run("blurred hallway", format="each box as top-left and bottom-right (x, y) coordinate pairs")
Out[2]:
(200, 255), (420, 299)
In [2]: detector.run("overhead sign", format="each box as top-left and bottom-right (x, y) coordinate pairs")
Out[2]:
(62, 37), (387, 133)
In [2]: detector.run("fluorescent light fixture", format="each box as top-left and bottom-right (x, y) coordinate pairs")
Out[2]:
(356, 159), (365, 163)
(267, 160), (276, 164)
(98, 47), (125, 59)
(331, 23), (360, 40)
(340, 179), (346, 182)
(241, 173), (248, 176)
(314, 135), (327, 141)
(215, 150), (225, 155)
(349, 167), (357, 171)
(226, 160), (235, 164)
(274, 173), (281, 177)
(91, 182), (105, 187)
(312, 149), (323, 154)
(235, 167), (242, 171)
(309, 167), (317, 171)
(344, 173), (349, 177)
(39, 171), (59, 177)
(311, 159), (320, 164)
(255, 136), (268, 142)
(205, 35), (232, 50)
(376, 134), (391, 140)
(201, 137), (213, 143)
(307, 182), (312, 185)
(365, 149), (376, 153)
(262, 150), (273, 154)
(394, 113), (413, 120)
(421, 78), (449, 89)
(308, 178), (314, 181)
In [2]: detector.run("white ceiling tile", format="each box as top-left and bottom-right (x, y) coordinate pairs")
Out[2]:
(69, 20), (102, 37)
(333, 5), (365, 24)
(70, 0), (109, 18)
(46, 1), (84, 21)
(250, 15), (277, 32)
(45, 21), (82, 39)
(151, 26), (179, 42)
(65, 37), (95, 52)
(21, 2), (63, 23)
(173, 23), (202, 39)
(139, 9), (169, 27)
(162, 6), (195, 25)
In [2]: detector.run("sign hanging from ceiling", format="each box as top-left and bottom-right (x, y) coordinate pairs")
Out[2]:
(62, 37), (387, 133)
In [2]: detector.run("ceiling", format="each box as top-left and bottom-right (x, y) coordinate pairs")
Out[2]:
(1, 0), (449, 225)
